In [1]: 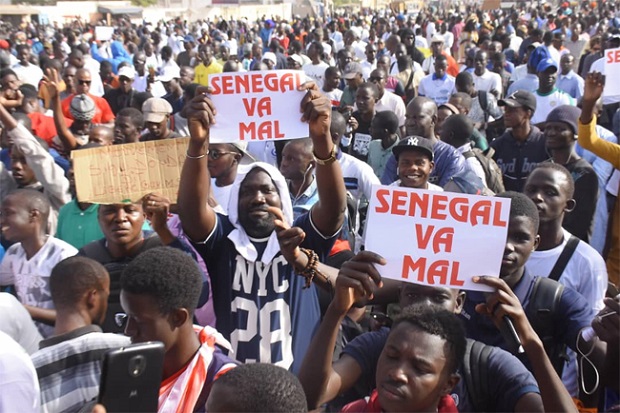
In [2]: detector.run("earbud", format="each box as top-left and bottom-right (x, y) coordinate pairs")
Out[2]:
(305, 164), (312, 174)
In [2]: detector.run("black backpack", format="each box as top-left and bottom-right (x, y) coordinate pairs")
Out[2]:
(463, 147), (506, 194)
(462, 339), (493, 412)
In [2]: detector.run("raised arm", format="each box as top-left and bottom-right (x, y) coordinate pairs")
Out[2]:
(579, 72), (620, 169)
(177, 88), (217, 241)
(302, 83), (347, 235)
(473, 276), (578, 413)
(45, 68), (79, 152)
(298, 251), (386, 409)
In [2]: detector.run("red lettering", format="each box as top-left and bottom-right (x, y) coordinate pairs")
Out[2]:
(401, 255), (426, 282)
(449, 261), (464, 286)
(607, 49), (620, 64)
(264, 73), (278, 91)
(430, 194), (448, 219)
(392, 190), (408, 215)
(251, 73), (263, 93)
(408, 191), (429, 217)
(433, 227), (454, 253)
(243, 98), (258, 116)
(427, 260), (451, 285)
(375, 189), (390, 213)
(492, 202), (508, 227)
(448, 197), (469, 223)
(415, 224), (435, 249)
(471, 200), (492, 226)
(210, 76), (221, 94)
(221, 75), (234, 94)
(239, 122), (255, 140)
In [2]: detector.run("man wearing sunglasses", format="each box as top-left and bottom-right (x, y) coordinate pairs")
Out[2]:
(208, 142), (252, 213)
(60, 68), (115, 126)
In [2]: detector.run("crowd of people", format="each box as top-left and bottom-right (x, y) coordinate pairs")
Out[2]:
(0, 1), (619, 412)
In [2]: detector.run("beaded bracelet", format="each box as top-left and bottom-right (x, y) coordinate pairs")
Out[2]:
(296, 248), (332, 290)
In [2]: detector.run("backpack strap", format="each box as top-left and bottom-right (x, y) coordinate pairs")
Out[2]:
(478, 90), (489, 123)
(527, 277), (568, 376)
(462, 150), (475, 159)
(548, 235), (580, 281)
(462, 339), (492, 412)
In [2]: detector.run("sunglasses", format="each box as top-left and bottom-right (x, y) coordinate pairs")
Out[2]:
(78, 79), (91, 85)
(208, 149), (238, 160)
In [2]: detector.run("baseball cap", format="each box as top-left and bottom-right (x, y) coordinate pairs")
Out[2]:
(536, 57), (558, 73)
(498, 90), (537, 112)
(287, 54), (303, 66)
(262, 52), (277, 65)
(229, 141), (256, 165)
(526, 41), (542, 50)
(343, 62), (363, 79)
(157, 66), (181, 82)
(392, 135), (434, 161)
(528, 46), (551, 70)
(118, 66), (136, 79)
(431, 33), (445, 44)
(184, 34), (195, 43)
(142, 98), (173, 123)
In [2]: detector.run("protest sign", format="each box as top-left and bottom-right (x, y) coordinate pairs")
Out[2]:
(95, 26), (115, 41)
(208, 70), (308, 142)
(72, 138), (189, 204)
(364, 185), (511, 292)
(604, 48), (620, 97)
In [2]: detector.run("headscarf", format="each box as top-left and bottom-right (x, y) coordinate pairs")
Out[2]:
(226, 162), (294, 265)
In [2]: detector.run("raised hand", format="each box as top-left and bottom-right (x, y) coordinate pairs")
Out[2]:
(332, 251), (386, 314)
(299, 81), (332, 140)
(43, 67), (61, 100)
(142, 193), (171, 235)
(270, 205), (306, 268)
(582, 72), (605, 104)
(186, 86), (216, 146)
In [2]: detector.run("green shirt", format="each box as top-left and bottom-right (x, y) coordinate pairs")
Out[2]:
(56, 200), (104, 249)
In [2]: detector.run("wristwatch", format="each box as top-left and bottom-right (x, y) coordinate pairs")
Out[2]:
(313, 146), (337, 166)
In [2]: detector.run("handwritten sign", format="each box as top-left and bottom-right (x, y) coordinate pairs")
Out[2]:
(208, 70), (308, 143)
(72, 138), (189, 204)
(364, 185), (511, 292)
(95, 26), (115, 41)
(604, 48), (620, 97)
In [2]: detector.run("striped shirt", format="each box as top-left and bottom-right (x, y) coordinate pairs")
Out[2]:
(31, 325), (130, 413)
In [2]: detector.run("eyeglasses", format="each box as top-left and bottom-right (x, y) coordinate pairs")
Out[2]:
(78, 79), (91, 85)
(208, 150), (238, 160)
(114, 313), (128, 328)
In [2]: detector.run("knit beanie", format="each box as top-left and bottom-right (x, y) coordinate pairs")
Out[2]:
(545, 105), (581, 135)
(70, 94), (96, 122)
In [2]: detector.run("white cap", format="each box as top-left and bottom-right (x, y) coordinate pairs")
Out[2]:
(157, 65), (181, 82)
(262, 52), (277, 65)
(118, 65), (136, 79)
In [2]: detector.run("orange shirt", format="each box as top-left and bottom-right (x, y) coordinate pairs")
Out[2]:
(61, 93), (115, 124)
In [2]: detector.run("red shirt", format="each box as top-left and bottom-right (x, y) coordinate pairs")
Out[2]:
(341, 389), (458, 413)
(61, 93), (115, 124)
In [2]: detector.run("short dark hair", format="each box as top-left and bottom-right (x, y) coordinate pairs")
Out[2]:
(531, 163), (575, 199)
(0, 68), (17, 79)
(392, 305), (466, 374)
(497, 191), (540, 232)
(19, 84), (38, 101)
(121, 247), (203, 315)
(373, 110), (400, 134)
(442, 114), (473, 146)
(358, 82), (379, 98)
(214, 363), (307, 412)
(435, 54), (448, 66)
(6, 189), (51, 228)
(455, 71), (474, 89)
(117, 107), (144, 130)
(50, 256), (108, 310)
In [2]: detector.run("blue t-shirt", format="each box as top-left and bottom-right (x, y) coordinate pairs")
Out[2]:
(343, 327), (539, 412)
(460, 269), (595, 372)
(193, 212), (336, 373)
(380, 139), (466, 186)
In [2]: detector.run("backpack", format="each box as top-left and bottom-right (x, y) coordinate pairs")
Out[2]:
(463, 147), (506, 194)
(462, 339), (493, 412)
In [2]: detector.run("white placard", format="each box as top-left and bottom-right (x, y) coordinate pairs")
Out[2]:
(95, 26), (115, 41)
(364, 185), (511, 292)
(604, 47), (620, 97)
(208, 70), (309, 143)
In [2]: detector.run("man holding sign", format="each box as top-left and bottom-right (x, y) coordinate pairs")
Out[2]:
(178, 79), (347, 373)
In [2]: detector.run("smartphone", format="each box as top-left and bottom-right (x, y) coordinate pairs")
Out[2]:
(98, 341), (165, 412)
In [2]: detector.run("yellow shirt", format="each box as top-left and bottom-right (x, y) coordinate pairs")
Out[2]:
(195, 61), (223, 86)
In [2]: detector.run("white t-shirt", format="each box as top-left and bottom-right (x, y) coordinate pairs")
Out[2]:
(338, 151), (380, 201)
(375, 91), (406, 126)
(531, 88), (575, 125)
(322, 88), (343, 107)
(526, 229), (608, 311)
(211, 180), (234, 214)
(0, 293), (42, 354)
(12, 63), (43, 90)
(302, 62), (330, 89)
(418, 73), (456, 105)
(0, 331), (40, 413)
(472, 70), (503, 96)
(0, 237), (78, 338)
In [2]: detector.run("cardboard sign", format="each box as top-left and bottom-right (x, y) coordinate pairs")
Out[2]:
(72, 138), (189, 204)
(95, 26), (115, 41)
(481, 0), (501, 10)
(604, 47), (620, 97)
(208, 70), (308, 142)
(364, 185), (511, 292)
